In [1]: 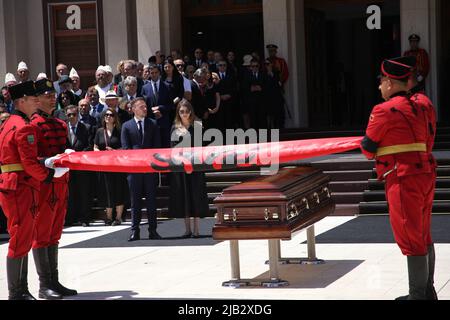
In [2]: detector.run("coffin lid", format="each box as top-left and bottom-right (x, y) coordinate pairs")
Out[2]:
(222, 167), (322, 194)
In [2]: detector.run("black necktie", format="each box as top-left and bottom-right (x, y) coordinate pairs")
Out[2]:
(137, 121), (143, 144)
(71, 126), (76, 144)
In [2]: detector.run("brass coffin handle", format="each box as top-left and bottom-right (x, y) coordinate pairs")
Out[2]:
(323, 187), (331, 198)
(264, 209), (270, 221)
(313, 192), (320, 204)
(232, 209), (238, 222)
(302, 198), (310, 210)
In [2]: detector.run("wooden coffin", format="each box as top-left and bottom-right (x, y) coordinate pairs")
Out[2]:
(213, 167), (335, 241)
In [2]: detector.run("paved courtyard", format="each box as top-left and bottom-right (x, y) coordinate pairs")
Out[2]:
(1, 215), (449, 301)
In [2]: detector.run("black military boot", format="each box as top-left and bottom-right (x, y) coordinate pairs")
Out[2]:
(396, 255), (429, 300)
(7, 257), (27, 300)
(426, 245), (438, 300)
(20, 255), (36, 300)
(48, 245), (78, 296)
(32, 248), (63, 300)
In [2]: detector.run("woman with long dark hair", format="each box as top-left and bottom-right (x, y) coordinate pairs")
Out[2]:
(94, 108), (127, 226)
(168, 99), (209, 238)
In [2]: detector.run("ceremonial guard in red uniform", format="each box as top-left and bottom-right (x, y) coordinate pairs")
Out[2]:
(403, 34), (430, 86)
(266, 44), (289, 86)
(361, 57), (437, 300)
(405, 57), (438, 300)
(30, 79), (77, 299)
(0, 81), (55, 300)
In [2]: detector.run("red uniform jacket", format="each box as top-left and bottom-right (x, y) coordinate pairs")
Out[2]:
(268, 56), (289, 85)
(361, 92), (434, 180)
(31, 110), (69, 183)
(0, 111), (53, 192)
(404, 49), (430, 79)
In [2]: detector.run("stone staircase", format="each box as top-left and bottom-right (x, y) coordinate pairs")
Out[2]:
(90, 126), (450, 221)
(359, 160), (450, 215)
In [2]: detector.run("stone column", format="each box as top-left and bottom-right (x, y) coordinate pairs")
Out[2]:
(25, 0), (46, 77)
(103, 0), (129, 67)
(159, 0), (182, 55)
(401, 0), (439, 117)
(136, 0), (162, 63)
(0, 0), (7, 80)
(263, 0), (308, 128)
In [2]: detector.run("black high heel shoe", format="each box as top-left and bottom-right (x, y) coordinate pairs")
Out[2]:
(181, 232), (192, 239)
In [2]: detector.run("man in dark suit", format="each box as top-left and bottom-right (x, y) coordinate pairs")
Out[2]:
(190, 69), (209, 121)
(121, 98), (161, 241)
(216, 60), (238, 132)
(142, 65), (174, 148)
(241, 59), (268, 130)
(87, 87), (105, 123)
(192, 48), (206, 69)
(65, 105), (94, 227)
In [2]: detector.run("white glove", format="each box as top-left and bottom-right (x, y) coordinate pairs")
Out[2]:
(44, 156), (59, 169)
(53, 167), (70, 178)
(65, 149), (76, 154)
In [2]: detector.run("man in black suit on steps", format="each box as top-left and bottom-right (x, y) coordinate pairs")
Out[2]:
(121, 98), (162, 241)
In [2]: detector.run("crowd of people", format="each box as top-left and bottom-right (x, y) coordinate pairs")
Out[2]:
(0, 45), (290, 238)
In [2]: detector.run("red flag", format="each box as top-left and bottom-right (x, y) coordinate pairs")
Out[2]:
(54, 137), (363, 174)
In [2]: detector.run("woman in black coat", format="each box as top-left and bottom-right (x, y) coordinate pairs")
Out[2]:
(94, 108), (128, 226)
(168, 99), (210, 238)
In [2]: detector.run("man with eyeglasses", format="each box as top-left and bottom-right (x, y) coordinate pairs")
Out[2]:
(30, 78), (77, 299)
(174, 59), (193, 101)
(241, 59), (268, 130)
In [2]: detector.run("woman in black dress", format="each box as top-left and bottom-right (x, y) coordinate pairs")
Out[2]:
(169, 99), (210, 238)
(94, 108), (127, 226)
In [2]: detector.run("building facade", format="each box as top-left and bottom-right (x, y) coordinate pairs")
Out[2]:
(0, 0), (447, 128)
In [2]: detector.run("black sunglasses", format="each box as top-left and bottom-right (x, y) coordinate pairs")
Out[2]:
(176, 64), (185, 68)
(105, 113), (115, 118)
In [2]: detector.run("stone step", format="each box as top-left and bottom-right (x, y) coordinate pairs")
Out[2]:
(363, 189), (450, 202)
(324, 170), (373, 181)
(368, 177), (450, 191)
(329, 181), (369, 192)
(331, 192), (364, 204)
(359, 200), (450, 215)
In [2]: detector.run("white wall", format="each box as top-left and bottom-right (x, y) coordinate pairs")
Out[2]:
(103, 0), (129, 67)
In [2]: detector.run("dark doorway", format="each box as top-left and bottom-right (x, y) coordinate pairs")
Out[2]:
(439, 0), (450, 124)
(304, 0), (401, 129)
(182, 13), (264, 62)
